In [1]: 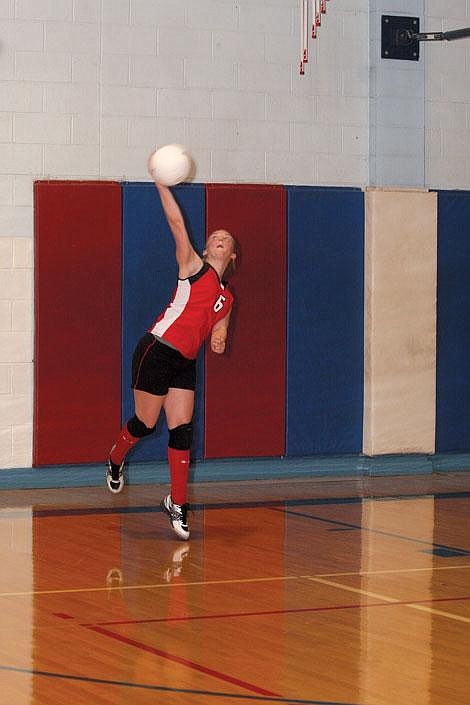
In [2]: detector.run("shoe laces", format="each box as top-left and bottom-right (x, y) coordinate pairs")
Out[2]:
(108, 459), (122, 482)
(170, 498), (188, 525)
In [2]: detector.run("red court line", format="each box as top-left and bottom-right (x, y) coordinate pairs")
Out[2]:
(53, 613), (74, 620)
(85, 625), (282, 698)
(83, 595), (470, 628)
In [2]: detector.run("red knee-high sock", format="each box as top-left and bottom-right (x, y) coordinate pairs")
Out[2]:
(168, 447), (190, 506)
(110, 424), (140, 465)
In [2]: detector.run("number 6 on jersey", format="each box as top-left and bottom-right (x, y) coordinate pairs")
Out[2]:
(214, 294), (226, 312)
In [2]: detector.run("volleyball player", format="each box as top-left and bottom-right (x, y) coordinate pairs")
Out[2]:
(106, 157), (236, 541)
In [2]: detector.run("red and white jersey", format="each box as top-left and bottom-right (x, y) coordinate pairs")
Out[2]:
(149, 262), (234, 359)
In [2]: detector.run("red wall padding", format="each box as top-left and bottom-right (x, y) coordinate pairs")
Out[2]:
(34, 181), (122, 465)
(204, 185), (286, 457)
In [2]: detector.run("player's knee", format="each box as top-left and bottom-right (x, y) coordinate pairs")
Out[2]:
(168, 423), (193, 450)
(127, 414), (156, 438)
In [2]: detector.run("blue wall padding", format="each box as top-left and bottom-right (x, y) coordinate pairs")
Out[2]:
(121, 183), (206, 461)
(286, 187), (364, 456)
(436, 190), (470, 452)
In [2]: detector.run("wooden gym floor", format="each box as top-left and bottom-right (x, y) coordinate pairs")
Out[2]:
(0, 470), (469, 705)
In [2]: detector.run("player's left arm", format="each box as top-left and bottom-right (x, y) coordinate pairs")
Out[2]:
(210, 311), (231, 354)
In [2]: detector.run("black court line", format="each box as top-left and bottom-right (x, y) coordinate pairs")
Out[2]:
(0, 499), (468, 556)
(27, 497), (362, 518)
(0, 665), (370, 705)
(268, 506), (470, 556)
(1, 489), (468, 520)
(20, 495), (470, 556)
(1, 499), (469, 557)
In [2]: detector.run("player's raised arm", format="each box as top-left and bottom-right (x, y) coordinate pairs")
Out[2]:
(148, 157), (201, 277)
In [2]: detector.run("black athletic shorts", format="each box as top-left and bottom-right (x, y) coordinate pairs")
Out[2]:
(131, 333), (196, 395)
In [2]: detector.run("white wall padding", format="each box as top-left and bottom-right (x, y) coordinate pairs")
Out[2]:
(363, 188), (437, 456)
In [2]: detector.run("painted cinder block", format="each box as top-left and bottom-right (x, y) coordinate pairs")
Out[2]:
(158, 88), (212, 119)
(0, 303), (11, 332)
(12, 222), (37, 252)
(267, 151), (316, 186)
(71, 115), (99, 146)
(0, 270), (32, 300)
(186, 1), (237, 31)
(102, 86), (156, 117)
(0, 205), (33, 237)
(44, 145), (100, 177)
(158, 27), (211, 60)
(185, 60), (236, 91)
(0, 144), (42, 175)
(15, 0), (72, 21)
(212, 149), (266, 183)
(72, 55), (100, 84)
(12, 301), (32, 332)
(212, 90), (265, 121)
(15, 52), (71, 82)
(238, 3), (293, 34)
(11, 422), (32, 466)
(0, 115), (13, 142)
(0, 332), (32, 363)
(212, 30), (265, 63)
(44, 21), (99, 53)
(1, 19), (43, 50)
(130, 56), (184, 88)
(238, 62), (291, 93)
(0, 364), (10, 394)
(73, 0), (101, 23)
(44, 83), (98, 114)
(11, 363), (32, 396)
(101, 24), (155, 55)
(14, 114), (71, 145)
(132, 0), (185, 27)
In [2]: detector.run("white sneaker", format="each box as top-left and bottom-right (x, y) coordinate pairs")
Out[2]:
(160, 494), (190, 541)
(106, 458), (124, 494)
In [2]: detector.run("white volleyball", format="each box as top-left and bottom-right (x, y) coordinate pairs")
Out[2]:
(148, 144), (192, 186)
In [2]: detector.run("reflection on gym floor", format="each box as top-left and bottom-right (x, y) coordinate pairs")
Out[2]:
(0, 472), (469, 705)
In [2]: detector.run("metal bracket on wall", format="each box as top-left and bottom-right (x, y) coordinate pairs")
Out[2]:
(382, 15), (470, 61)
(381, 15), (420, 61)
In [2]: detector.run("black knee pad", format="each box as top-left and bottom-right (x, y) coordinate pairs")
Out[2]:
(168, 423), (193, 450)
(127, 415), (156, 438)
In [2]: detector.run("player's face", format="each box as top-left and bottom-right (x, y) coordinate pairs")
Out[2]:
(204, 230), (236, 260)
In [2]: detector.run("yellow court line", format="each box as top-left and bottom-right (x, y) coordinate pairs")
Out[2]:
(409, 603), (470, 623)
(0, 575), (298, 599)
(1, 564), (469, 599)
(317, 564), (470, 577)
(308, 577), (400, 603)
(308, 576), (470, 624)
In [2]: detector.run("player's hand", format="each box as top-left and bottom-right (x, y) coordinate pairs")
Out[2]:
(147, 152), (156, 178)
(211, 335), (226, 354)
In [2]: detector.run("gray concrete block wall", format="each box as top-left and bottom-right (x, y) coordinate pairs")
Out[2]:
(0, 0), (469, 468)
